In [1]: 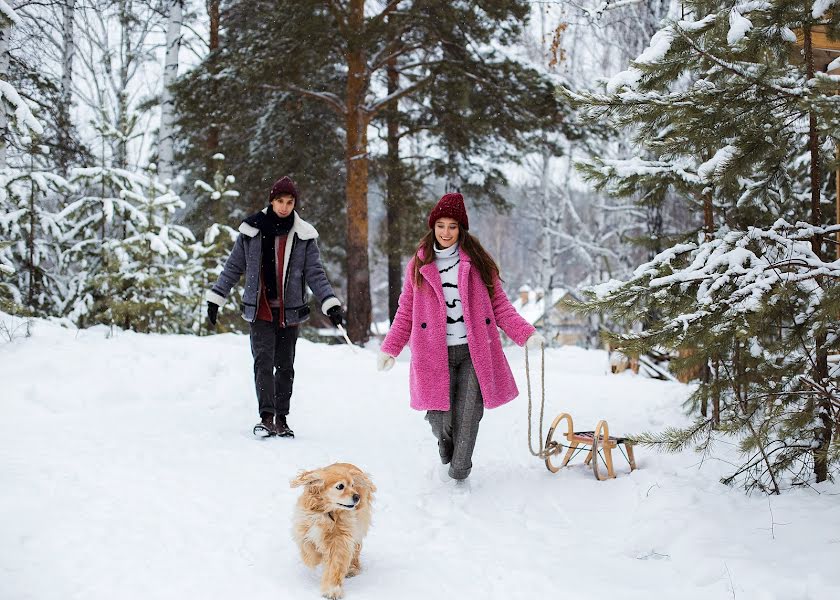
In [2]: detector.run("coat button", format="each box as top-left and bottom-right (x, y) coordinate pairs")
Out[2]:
(421, 322), (427, 329)
(485, 318), (491, 324)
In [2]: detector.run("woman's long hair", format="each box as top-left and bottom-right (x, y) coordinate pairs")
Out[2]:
(412, 227), (500, 297)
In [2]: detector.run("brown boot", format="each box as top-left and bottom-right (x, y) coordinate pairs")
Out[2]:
(275, 415), (294, 438)
(253, 412), (277, 437)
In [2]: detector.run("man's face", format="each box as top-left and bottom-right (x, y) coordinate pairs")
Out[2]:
(271, 194), (295, 218)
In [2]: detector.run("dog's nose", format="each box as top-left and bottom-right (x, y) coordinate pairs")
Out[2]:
(352, 494), (360, 503)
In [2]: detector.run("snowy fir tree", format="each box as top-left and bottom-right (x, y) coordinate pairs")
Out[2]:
(60, 165), (169, 324)
(185, 154), (241, 334)
(0, 148), (71, 316)
(86, 164), (194, 333)
(562, 0), (840, 491)
(0, 238), (14, 312)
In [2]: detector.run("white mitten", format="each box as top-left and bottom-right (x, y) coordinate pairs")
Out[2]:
(526, 332), (546, 349)
(377, 351), (396, 372)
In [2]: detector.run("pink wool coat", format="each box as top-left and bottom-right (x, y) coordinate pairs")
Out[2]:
(381, 248), (535, 411)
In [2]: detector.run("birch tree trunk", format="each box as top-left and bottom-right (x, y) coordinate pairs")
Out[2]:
(0, 12), (11, 169)
(57, 0), (76, 174)
(159, 0), (183, 185)
(115, 0), (131, 168)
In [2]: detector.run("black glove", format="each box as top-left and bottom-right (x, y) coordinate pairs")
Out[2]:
(207, 301), (219, 326)
(327, 305), (345, 328)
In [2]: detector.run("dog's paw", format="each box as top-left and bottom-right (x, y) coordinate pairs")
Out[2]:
(345, 567), (360, 578)
(321, 584), (344, 599)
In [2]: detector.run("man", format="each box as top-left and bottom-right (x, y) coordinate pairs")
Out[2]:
(206, 176), (345, 437)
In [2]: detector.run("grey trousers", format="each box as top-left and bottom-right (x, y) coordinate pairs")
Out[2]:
(249, 310), (299, 417)
(425, 344), (484, 480)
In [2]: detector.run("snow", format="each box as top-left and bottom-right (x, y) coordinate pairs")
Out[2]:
(779, 27), (798, 43)
(511, 286), (569, 325)
(606, 67), (642, 93)
(0, 0), (19, 24)
(0, 80), (45, 137)
(727, 10), (753, 46)
(698, 145), (738, 182)
(812, 0), (836, 19)
(829, 55), (840, 73)
(635, 28), (676, 66)
(2, 315), (839, 600)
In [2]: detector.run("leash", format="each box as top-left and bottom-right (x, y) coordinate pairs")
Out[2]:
(335, 324), (358, 353)
(525, 343), (548, 458)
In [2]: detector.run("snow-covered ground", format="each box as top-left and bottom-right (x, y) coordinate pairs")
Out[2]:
(2, 314), (838, 600)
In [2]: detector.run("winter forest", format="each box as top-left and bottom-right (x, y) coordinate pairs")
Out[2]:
(3, 0), (840, 573)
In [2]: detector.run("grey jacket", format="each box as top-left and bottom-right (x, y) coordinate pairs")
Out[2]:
(205, 209), (341, 325)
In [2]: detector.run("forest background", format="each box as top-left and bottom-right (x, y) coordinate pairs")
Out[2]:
(1, 0), (838, 491)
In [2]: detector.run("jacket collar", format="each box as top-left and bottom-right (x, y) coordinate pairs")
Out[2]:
(238, 209), (318, 240)
(417, 246), (471, 304)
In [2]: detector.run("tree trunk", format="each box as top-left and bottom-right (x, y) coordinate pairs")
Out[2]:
(206, 0), (220, 165)
(115, 0), (131, 168)
(344, 7), (372, 343)
(27, 152), (37, 309)
(0, 15), (11, 169)
(385, 48), (401, 323)
(159, 0), (183, 185)
(538, 149), (554, 293)
(57, 0), (76, 175)
(803, 24), (832, 483)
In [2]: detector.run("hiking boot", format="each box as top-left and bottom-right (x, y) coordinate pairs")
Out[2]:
(253, 412), (277, 437)
(276, 415), (294, 438)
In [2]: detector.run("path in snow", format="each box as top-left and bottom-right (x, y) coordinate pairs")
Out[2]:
(1, 315), (838, 600)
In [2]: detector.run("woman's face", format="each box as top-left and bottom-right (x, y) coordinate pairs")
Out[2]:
(271, 194), (295, 218)
(434, 218), (460, 249)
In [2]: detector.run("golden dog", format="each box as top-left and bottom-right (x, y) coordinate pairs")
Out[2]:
(290, 463), (375, 599)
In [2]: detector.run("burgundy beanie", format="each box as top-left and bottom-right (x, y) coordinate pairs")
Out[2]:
(427, 192), (469, 230)
(268, 176), (299, 203)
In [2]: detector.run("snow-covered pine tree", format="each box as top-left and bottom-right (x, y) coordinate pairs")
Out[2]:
(88, 164), (194, 333)
(0, 239), (15, 312)
(60, 165), (164, 324)
(1, 1), (67, 317)
(562, 0), (840, 491)
(185, 154), (241, 334)
(0, 155), (71, 316)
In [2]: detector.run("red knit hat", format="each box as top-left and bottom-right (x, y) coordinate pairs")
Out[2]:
(427, 192), (469, 230)
(269, 176), (299, 202)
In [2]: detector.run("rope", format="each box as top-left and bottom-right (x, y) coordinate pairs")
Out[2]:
(526, 343), (547, 458)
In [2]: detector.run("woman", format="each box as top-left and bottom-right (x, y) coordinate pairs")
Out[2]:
(378, 192), (544, 480)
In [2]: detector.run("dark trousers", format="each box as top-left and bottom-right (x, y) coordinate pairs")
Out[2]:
(425, 344), (484, 479)
(249, 309), (299, 417)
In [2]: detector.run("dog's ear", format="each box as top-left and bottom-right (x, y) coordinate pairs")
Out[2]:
(352, 470), (377, 493)
(290, 469), (324, 489)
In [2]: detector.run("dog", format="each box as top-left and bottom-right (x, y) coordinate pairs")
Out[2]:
(290, 463), (376, 599)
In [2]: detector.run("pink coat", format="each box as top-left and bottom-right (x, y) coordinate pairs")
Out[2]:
(381, 248), (535, 411)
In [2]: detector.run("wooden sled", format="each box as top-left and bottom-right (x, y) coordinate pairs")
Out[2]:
(543, 413), (637, 480)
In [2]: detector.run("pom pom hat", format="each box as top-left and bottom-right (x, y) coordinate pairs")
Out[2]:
(427, 192), (469, 231)
(269, 176), (299, 203)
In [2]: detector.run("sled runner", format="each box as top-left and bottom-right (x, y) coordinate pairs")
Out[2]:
(525, 346), (638, 480)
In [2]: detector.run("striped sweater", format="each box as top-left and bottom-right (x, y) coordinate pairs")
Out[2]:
(434, 242), (467, 346)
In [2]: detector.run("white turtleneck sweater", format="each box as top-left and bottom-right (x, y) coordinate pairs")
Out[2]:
(434, 242), (467, 346)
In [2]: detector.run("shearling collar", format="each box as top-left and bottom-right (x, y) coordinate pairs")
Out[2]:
(238, 209), (318, 240)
